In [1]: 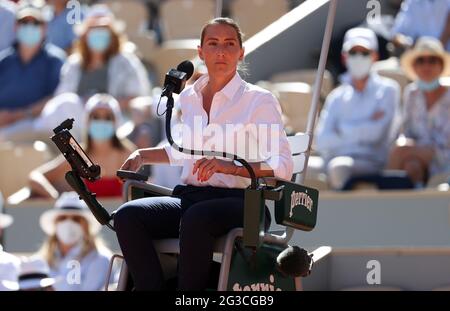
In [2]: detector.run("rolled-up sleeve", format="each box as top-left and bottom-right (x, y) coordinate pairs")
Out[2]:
(250, 93), (294, 180)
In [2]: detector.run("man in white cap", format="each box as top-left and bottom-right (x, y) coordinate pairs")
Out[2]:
(0, 0), (65, 143)
(0, 194), (21, 291)
(313, 27), (400, 190)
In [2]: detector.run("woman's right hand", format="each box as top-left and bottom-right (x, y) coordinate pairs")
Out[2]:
(120, 150), (144, 172)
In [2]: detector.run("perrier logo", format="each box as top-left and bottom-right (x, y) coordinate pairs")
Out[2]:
(290, 190), (313, 217)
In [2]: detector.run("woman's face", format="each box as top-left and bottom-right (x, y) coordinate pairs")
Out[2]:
(86, 26), (112, 54)
(88, 107), (116, 142)
(54, 214), (89, 247)
(413, 55), (444, 82)
(198, 24), (244, 78)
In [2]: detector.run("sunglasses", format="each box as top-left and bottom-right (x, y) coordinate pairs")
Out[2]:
(348, 50), (371, 57)
(56, 215), (84, 223)
(414, 56), (442, 66)
(90, 114), (114, 121)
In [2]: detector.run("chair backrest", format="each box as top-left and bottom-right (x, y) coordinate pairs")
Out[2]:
(287, 132), (310, 179)
(0, 143), (52, 198)
(270, 69), (335, 98)
(160, 0), (215, 41)
(272, 83), (313, 134)
(230, 0), (289, 38)
(102, 0), (150, 36)
(148, 40), (199, 86)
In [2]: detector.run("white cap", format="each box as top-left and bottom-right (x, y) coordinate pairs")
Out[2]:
(342, 27), (378, 52)
(85, 93), (123, 128)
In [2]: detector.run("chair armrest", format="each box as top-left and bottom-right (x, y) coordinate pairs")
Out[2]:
(123, 180), (173, 201)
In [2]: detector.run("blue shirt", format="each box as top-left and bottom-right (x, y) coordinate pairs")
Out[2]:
(316, 73), (400, 164)
(391, 0), (450, 51)
(0, 0), (16, 52)
(0, 44), (65, 110)
(47, 8), (82, 50)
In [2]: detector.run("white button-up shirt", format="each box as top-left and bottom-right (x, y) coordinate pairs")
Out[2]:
(391, 0), (450, 51)
(0, 244), (20, 291)
(316, 73), (400, 164)
(164, 72), (294, 188)
(49, 243), (112, 291)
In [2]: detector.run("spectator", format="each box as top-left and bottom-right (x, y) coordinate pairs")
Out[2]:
(46, 0), (83, 52)
(28, 93), (136, 199)
(388, 37), (450, 186)
(55, 4), (151, 113)
(0, 1), (65, 142)
(0, 0), (16, 52)
(17, 256), (55, 291)
(0, 196), (20, 291)
(391, 0), (450, 51)
(313, 28), (400, 190)
(38, 192), (112, 291)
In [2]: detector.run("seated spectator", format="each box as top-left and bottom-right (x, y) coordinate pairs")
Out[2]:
(28, 94), (136, 199)
(388, 37), (450, 187)
(55, 4), (151, 113)
(0, 1), (65, 142)
(0, 0), (16, 52)
(38, 192), (112, 291)
(46, 0), (84, 52)
(0, 200), (20, 291)
(17, 256), (55, 291)
(313, 28), (400, 190)
(391, 0), (450, 51)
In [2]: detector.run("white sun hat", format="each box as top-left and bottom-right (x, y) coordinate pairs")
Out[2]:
(18, 257), (55, 290)
(39, 192), (101, 236)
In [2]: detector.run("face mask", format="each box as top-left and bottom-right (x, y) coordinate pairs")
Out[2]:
(55, 219), (84, 246)
(89, 120), (115, 141)
(17, 24), (43, 47)
(417, 79), (440, 92)
(87, 28), (111, 52)
(346, 54), (373, 79)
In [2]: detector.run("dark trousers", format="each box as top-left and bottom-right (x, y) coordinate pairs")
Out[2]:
(114, 185), (271, 291)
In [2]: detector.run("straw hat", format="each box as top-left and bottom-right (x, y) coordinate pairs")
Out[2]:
(39, 192), (101, 236)
(400, 36), (450, 80)
(74, 4), (125, 36)
(18, 257), (55, 290)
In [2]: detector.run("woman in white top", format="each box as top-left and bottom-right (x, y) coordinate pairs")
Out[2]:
(55, 5), (150, 111)
(114, 17), (293, 291)
(38, 192), (112, 291)
(388, 37), (450, 186)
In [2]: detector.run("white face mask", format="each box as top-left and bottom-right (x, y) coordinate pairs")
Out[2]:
(55, 219), (84, 246)
(346, 54), (373, 79)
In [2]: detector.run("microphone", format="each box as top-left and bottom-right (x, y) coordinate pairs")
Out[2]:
(162, 60), (195, 96)
(275, 246), (314, 278)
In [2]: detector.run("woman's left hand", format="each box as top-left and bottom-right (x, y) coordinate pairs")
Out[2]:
(193, 158), (239, 182)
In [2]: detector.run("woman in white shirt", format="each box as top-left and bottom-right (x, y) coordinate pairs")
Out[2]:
(38, 192), (112, 291)
(114, 17), (293, 291)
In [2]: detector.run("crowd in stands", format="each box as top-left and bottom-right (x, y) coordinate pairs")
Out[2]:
(0, 0), (449, 291)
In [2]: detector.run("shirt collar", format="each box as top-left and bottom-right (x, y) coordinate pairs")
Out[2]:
(189, 72), (244, 100)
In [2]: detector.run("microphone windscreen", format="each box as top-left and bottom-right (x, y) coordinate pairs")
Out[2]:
(276, 246), (313, 278)
(177, 60), (194, 81)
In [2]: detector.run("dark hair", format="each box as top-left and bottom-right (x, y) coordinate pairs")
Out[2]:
(200, 17), (244, 47)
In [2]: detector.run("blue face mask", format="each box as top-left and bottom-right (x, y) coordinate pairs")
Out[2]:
(89, 120), (115, 141)
(87, 28), (111, 52)
(17, 24), (43, 47)
(417, 79), (441, 92)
